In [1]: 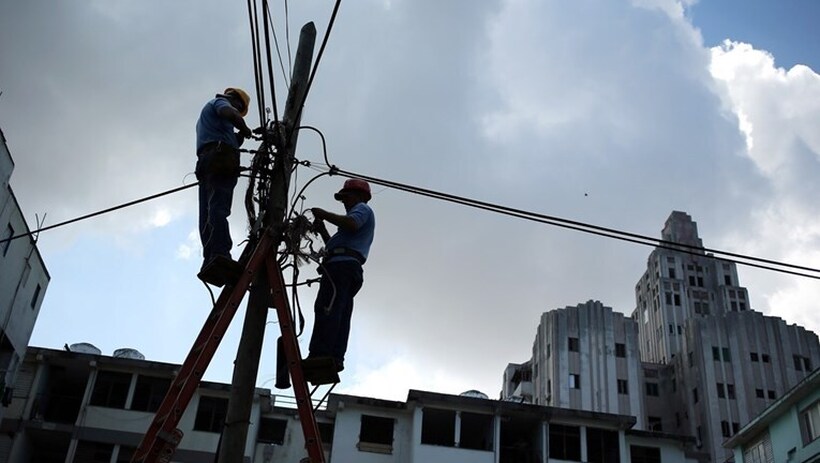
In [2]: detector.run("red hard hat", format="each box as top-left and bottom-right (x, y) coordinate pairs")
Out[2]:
(334, 178), (371, 201)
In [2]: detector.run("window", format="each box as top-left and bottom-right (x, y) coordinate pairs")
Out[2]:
(732, 422), (740, 434)
(546, 344), (551, 358)
(688, 352), (694, 367)
(697, 276), (704, 286)
(668, 268), (676, 279)
(712, 347), (720, 361)
(459, 412), (493, 451)
(689, 276), (696, 286)
(668, 324), (674, 335)
(90, 371), (131, 408)
(677, 325), (682, 335)
(359, 415), (394, 453)
(569, 374), (580, 389)
(674, 294), (681, 306)
(805, 357), (813, 371)
(762, 353), (770, 363)
(756, 388), (764, 398)
(568, 337), (580, 352)
(587, 427), (620, 463)
(74, 441), (114, 463)
(258, 418), (287, 444)
(750, 352), (759, 362)
(727, 384), (736, 400)
(549, 424), (581, 461)
(645, 382), (659, 397)
(794, 355), (804, 371)
(665, 292), (672, 304)
(130, 375), (171, 412)
(743, 433), (773, 463)
(615, 343), (626, 358)
(194, 396), (228, 433)
(630, 445), (661, 463)
(800, 400), (820, 445)
(767, 390), (776, 400)
(647, 416), (662, 432)
(717, 382), (725, 398)
(693, 387), (699, 403)
(722, 347), (731, 362)
(30, 284), (41, 309)
(2, 224), (12, 256)
(721, 420), (731, 437)
(421, 408), (455, 446)
(618, 379), (629, 395)
(725, 275), (732, 285)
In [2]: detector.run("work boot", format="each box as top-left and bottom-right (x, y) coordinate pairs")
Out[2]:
(301, 356), (340, 385)
(197, 255), (244, 287)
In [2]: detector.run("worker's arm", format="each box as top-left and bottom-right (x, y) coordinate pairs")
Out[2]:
(217, 105), (253, 139)
(311, 207), (359, 233)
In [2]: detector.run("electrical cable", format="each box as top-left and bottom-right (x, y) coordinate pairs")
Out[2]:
(0, 182), (198, 246)
(261, 0), (280, 123)
(265, 0), (291, 89)
(246, 0), (266, 127)
(308, 166), (820, 281)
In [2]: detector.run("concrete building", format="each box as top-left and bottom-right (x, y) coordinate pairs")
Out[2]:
(724, 367), (820, 463)
(522, 301), (646, 423)
(1, 346), (701, 463)
(633, 212), (820, 463)
(0, 128), (50, 423)
(505, 212), (820, 463)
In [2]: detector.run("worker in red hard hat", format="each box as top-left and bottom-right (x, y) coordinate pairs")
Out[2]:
(304, 178), (376, 376)
(195, 87), (254, 286)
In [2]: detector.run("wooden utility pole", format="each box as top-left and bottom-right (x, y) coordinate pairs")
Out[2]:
(218, 22), (316, 463)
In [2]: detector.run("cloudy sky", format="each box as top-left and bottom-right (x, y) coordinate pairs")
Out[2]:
(1, 0), (819, 402)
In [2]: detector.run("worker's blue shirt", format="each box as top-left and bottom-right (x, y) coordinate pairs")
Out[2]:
(196, 97), (239, 152)
(326, 202), (375, 264)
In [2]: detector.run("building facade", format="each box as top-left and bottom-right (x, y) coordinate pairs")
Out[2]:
(724, 367), (820, 463)
(505, 212), (820, 463)
(1, 346), (700, 463)
(0, 128), (50, 423)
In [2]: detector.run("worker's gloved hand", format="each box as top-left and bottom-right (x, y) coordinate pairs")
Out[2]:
(252, 126), (266, 135)
(239, 127), (253, 139)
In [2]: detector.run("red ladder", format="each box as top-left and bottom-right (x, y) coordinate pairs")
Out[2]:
(132, 228), (326, 463)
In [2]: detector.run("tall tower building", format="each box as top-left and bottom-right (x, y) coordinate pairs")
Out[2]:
(633, 211), (747, 364)
(632, 211), (819, 463)
(505, 211), (820, 463)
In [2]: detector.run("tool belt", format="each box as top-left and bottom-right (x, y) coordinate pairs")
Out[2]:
(322, 247), (366, 265)
(197, 141), (240, 177)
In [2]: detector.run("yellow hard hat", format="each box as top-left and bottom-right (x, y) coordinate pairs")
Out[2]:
(224, 87), (251, 117)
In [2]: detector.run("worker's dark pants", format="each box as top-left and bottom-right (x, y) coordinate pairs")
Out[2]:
(309, 261), (364, 363)
(196, 146), (239, 267)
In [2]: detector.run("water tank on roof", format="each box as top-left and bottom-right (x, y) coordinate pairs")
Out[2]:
(459, 390), (489, 400)
(113, 348), (145, 360)
(69, 343), (101, 355)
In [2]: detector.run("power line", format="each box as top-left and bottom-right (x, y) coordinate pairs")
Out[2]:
(0, 182), (198, 246)
(316, 166), (820, 281)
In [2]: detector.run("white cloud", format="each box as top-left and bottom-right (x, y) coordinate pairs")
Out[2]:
(176, 230), (200, 261)
(708, 41), (820, 335)
(339, 355), (477, 402)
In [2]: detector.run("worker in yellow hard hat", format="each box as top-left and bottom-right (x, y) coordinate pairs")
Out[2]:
(195, 87), (254, 286)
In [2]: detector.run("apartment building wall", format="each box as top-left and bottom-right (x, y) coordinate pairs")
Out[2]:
(0, 346), (265, 463)
(677, 311), (820, 463)
(528, 300), (646, 425)
(632, 211), (820, 463)
(0, 129), (50, 423)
